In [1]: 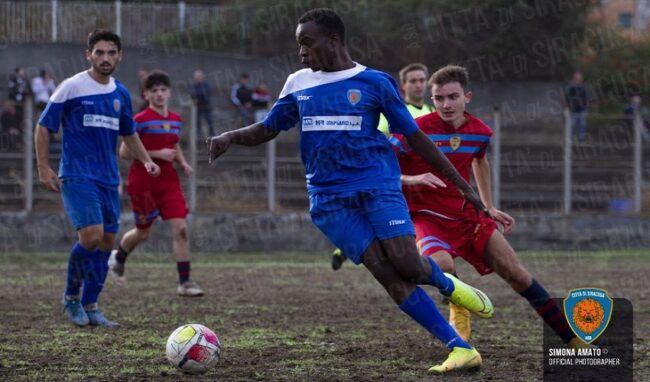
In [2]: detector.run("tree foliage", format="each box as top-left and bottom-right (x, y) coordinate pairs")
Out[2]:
(155, 0), (593, 80)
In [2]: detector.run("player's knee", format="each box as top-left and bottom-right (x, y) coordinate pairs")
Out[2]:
(79, 228), (103, 249)
(172, 224), (188, 242)
(80, 235), (101, 250)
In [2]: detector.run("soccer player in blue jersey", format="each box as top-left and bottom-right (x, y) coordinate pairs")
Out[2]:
(207, 9), (494, 373)
(35, 29), (160, 327)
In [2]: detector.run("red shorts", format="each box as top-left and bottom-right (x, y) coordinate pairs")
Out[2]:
(411, 211), (497, 275)
(127, 176), (188, 229)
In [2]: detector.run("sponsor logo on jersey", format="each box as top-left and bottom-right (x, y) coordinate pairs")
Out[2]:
(163, 123), (171, 131)
(449, 136), (461, 151)
(389, 219), (406, 226)
(83, 114), (120, 130)
(564, 288), (613, 344)
(301, 116), (362, 131)
(347, 89), (362, 105)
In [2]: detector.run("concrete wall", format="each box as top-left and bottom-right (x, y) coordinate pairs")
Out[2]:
(1, 211), (648, 253)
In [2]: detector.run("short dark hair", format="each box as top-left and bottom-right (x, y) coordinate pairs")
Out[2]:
(143, 70), (171, 90)
(87, 29), (122, 51)
(298, 8), (345, 44)
(429, 65), (470, 90)
(399, 63), (428, 85)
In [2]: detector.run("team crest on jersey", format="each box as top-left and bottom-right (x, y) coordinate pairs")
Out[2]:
(163, 123), (171, 131)
(347, 89), (362, 105)
(563, 288), (613, 344)
(449, 136), (461, 151)
(113, 98), (121, 112)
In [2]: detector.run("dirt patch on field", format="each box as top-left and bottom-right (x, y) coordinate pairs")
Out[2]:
(0, 251), (647, 381)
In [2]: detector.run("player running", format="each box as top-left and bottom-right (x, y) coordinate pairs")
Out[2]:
(108, 70), (203, 297)
(207, 8), (495, 374)
(391, 64), (590, 350)
(35, 29), (160, 327)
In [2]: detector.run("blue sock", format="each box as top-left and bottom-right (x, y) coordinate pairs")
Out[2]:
(398, 287), (471, 350)
(97, 249), (110, 287)
(65, 242), (93, 298)
(81, 249), (108, 308)
(425, 257), (455, 296)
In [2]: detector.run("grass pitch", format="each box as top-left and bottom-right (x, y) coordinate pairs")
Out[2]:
(0, 250), (648, 381)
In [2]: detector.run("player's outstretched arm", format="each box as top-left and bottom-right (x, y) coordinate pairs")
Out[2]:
(472, 157), (514, 233)
(34, 124), (60, 192)
(122, 134), (161, 177)
(406, 129), (489, 215)
(207, 122), (279, 164)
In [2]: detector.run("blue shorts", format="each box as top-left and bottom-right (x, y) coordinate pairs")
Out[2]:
(61, 178), (121, 234)
(309, 189), (415, 265)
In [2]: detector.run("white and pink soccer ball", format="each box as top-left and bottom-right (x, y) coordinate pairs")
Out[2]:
(166, 324), (221, 374)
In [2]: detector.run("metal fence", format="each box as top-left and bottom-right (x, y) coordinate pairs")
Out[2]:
(0, 0), (236, 47)
(7, 98), (646, 216)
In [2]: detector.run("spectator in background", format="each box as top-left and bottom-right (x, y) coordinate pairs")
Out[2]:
(230, 73), (253, 125)
(251, 82), (272, 123)
(1, 100), (20, 150)
(190, 69), (214, 139)
(565, 71), (588, 141)
(252, 82), (271, 108)
(32, 69), (57, 111)
(8, 66), (29, 131)
(136, 66), (150, 112)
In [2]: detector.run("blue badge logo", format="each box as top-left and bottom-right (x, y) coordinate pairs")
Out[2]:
(347, 89), (362, 106)
(564, 288), (613, 344)
(113, 98), (121, 112)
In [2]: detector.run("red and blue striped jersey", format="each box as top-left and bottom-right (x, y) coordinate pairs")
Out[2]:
(130, 107), (182, 180)
(390, 112), (492, 217)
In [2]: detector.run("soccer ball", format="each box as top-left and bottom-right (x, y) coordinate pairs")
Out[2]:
(165, 324), (221, 374)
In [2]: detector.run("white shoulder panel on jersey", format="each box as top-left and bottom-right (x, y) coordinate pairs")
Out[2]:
(279, 63), (367, 98)
(50, 71), (117, 103)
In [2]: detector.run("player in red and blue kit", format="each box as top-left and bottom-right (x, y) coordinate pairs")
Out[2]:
(108, 71), (203, 297)
(35, 30), (160, 328)
(207, 9), (496, 374)
(391, 65), (590, 350)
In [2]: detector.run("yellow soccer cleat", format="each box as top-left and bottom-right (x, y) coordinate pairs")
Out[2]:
(428, 346), (482, 374)
(449, 302), (472, 341)
(445, 273), (493, 319)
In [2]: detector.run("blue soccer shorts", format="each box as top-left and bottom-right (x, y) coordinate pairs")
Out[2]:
(61, 178), (121, 234)
(309, 189), (415, 265)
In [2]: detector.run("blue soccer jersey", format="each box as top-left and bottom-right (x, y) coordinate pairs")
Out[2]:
(262, 63), (419, 194)
(38, 71), (135, 186)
